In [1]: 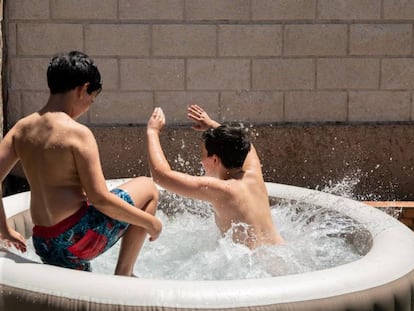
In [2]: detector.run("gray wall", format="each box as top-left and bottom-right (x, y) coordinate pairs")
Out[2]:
(4, 0), (414, 126)
(3, 0), (414, 199)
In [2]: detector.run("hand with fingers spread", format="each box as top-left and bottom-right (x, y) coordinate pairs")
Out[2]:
(187, 104), (220, 131)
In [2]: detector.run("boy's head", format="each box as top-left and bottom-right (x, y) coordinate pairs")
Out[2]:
(47, 51), (102, 95)
(202, 124), (251, 169)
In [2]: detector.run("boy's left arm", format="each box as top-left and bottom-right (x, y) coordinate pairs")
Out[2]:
(243, 144), (265, 178)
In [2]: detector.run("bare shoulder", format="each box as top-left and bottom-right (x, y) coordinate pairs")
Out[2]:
(51, 116), (96, 149)
(10, 113), (37, 131)
(68, 121), (95, 142)
(4, 113), (40, 145)
(12, 113), (97, 165)
(209, 178), (244, 201)
(197, 174), (260, 198)
(226, 172), (267, 202)
(12, 112), (92, 141)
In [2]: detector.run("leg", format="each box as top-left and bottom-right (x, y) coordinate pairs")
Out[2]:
(113, 177), (159, 276)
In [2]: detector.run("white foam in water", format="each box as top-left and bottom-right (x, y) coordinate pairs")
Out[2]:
(17, 187), (366, 280)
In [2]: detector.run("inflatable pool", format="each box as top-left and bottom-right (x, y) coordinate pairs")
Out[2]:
(1, 180), (414, 311)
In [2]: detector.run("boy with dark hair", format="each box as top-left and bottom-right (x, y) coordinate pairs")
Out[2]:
(0, 51), (162, 276)
(203, 125), (251, 169)
(147, 105), (283, 249)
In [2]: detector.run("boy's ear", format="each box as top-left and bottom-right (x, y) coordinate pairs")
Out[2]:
(76, 83), (89, 98)
(212, 154), (220, 165)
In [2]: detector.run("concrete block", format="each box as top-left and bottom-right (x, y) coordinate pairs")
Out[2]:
(153, 25), (216, 57)
(90, 92), (153, 124)
(155, 91), (219, 123)
(318, 0), (381, 19)
(411, 92), (414, 121)
(7, 23), (16, 56)
(85, 24), (150, 56)
(119, 0), (184, 20)
(382, 59), (414, 89)
(285, 91), (347, 122)
(220, 91), (283, 123)
(120, 59), (185, 90)
(52, 0), (117, 19)
(384, 0), (414, 19)
(349, 91), (411, 122)
(94, 58), (119, 91)
(186, 0), (250, 21)
(17, 23), (83, 55)
(187, 59), (250, 90)
(317, 58), (380, 89)
(5, 91), (21, 126)
(10, 57), (49, 90)
(350, 24), (412, 55)
(252, 59), (314, 90)
(7, 0), (49, 20)
(219, 25), (282, 57)
(21, 91), (48, 115)
(285, 24), (347, 56)
(252, 0), (316, 20)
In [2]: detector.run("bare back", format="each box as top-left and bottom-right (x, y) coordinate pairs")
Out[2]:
(210, 169), (282, 248)
(12, 111), (88, 226)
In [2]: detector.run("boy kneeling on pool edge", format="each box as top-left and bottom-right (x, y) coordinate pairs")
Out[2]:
(147, 105), (284, 249)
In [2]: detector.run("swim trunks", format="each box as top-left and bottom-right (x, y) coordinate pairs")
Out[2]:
(32, 188), (134, 271)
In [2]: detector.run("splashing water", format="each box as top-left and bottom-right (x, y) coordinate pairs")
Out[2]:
(320, 174), (402, 219)
(17, 187), (367, 280)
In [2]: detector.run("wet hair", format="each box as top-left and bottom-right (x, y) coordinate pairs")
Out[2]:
(47, 51), (102, 95)
(202, 124), (251, 169)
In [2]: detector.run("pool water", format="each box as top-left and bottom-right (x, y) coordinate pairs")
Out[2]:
(19, 189), (367, 280)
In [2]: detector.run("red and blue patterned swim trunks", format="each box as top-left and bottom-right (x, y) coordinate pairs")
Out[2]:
(32, 188), (133, 271)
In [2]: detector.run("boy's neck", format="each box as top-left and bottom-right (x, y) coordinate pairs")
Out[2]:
(42, 92), (77, 117)
(220, 167), (244, 180)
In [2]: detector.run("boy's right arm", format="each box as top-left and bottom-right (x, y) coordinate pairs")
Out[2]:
(147, 108), (223, 202)
(0, 127), (27, 252)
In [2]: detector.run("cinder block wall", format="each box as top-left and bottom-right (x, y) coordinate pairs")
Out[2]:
(3, 0), (414, 199)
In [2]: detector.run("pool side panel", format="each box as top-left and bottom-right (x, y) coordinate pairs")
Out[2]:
(1, 270), (413, 311)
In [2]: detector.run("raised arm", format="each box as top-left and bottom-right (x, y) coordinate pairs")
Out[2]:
(146, 107), (219, 202)
(188, 105), (263, 176)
